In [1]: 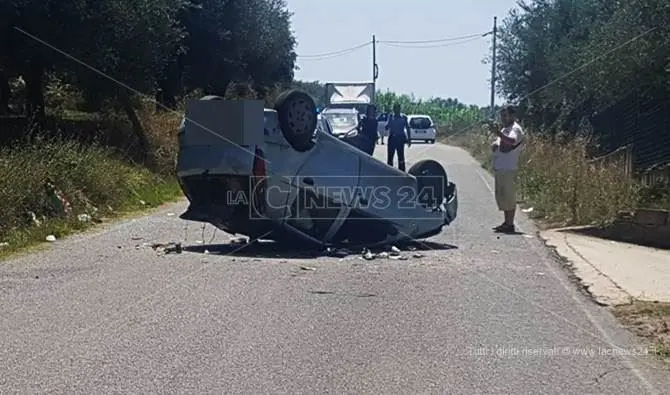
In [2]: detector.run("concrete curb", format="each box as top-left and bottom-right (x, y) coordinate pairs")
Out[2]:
(539, 228), (631, 306)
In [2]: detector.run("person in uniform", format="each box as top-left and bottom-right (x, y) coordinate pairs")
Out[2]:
(354, 104), (379, 155)
(384, 103), (411, 171)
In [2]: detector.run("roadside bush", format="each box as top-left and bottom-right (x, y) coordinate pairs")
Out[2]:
(0, 136), (179, 251)
(137, 101), (182, 175)
(445, 129), (644, 226)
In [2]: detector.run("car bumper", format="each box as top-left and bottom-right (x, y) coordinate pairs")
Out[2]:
(444, 182), (458, 224)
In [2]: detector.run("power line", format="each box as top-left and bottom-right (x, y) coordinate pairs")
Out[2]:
(297, 42), (371, 59)
(298, 46), (369, 61)
(296, 31), (489, 60)
(380, 36), (484, 49)
(378, 32), (488, 45)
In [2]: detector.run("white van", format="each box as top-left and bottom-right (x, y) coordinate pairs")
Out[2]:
(407, 114), (437, 143)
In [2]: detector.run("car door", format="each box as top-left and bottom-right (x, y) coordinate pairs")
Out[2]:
(281, 132), (362, 243)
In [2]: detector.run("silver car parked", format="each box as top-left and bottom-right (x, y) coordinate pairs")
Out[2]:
(176, 90), (458, 249)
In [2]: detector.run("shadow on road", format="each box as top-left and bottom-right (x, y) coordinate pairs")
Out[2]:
(183, 241), (322, 259)
(392, 240), (458, 252)
(182, 239), (458, 260)
(495, 230), (526, 236)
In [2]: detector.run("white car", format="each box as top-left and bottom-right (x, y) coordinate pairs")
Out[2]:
(376, 112), (389, 139)
(407, 114), (437, 144)
(319, 108), (360, 139)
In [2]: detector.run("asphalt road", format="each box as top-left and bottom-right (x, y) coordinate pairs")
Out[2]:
(1, 142), (668, 394)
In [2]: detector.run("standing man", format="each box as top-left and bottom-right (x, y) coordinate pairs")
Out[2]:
(354, 104), (379, 155)
(385, 103), (411, 171)
(490, 104), (525, 233)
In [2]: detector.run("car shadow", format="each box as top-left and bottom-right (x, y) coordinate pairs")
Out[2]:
(182, 239), (458, 259)
(182, 241), (323, 259)
(393, 240), (458, 251)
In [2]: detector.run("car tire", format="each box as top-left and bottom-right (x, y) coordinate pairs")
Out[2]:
(430, 139), (435, 144)
(408, 159), (448, 208)
(274, 89), (317, 152)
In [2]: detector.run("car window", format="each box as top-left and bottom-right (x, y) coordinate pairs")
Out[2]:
(409, 117), (432, 129)
(323, 113), (357, 128)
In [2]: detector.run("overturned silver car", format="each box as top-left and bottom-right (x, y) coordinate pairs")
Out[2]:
(176, 90), (458, 249)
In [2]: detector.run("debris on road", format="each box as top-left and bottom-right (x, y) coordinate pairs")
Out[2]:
(165, 243), (183, 254)
(167, 212), (176, 216)
(362, 248), (375, 260)
(229, 237), (248, 245)
(0, 242), (9, 248)
(300, 265), (316, 271)
(354, 244), (422, 261)
(522, 207), (534, 213)
(150, 242), (183, 254)
(45, 235), (56, 242)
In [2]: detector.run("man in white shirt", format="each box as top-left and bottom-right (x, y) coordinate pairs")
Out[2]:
(490, 104), (525, 233)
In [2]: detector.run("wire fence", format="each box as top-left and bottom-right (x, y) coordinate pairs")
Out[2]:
(587, 93), (670, 187)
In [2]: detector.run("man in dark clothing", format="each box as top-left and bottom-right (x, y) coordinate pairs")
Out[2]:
(354, 104), (378, 155)
(384, 103), (411, 171)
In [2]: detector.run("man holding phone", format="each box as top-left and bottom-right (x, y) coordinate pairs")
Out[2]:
(490, 104), (525, 233)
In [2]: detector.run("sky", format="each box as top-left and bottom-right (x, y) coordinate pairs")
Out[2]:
(286, 0), (520, 106)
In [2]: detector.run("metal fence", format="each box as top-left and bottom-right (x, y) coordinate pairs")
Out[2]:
(587, 92), (670, 186)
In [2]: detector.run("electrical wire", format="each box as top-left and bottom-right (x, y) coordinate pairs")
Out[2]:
(298, 47), (369, 61)
(297, 41), (371, 59)
(296, 31), (491, 60)
(378, 32), (489, 45)
(380, 36), (484, 49)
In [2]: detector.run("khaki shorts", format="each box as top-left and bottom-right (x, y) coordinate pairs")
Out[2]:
(494, 170), (517, 211)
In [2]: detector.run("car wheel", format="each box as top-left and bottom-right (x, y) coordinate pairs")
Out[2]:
(430, 139), (435, 144)
(274, 89), (317, 152)
(408, 159), (448, 208)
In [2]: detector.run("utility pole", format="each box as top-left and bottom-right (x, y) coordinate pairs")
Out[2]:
(490, 16), (497, 119)
(372, 34), (378, 104)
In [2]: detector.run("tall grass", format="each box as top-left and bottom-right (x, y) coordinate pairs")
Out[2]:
(0, 107), (183, 257)
(446, 128), (645, 227)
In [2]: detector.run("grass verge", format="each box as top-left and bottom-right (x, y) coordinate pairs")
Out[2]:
(0, 108), (184, 260)
(613, 301), (670, 363)
(444, 129), (668, 227)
